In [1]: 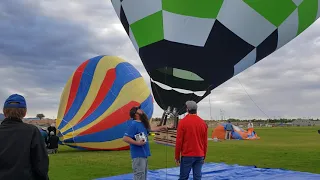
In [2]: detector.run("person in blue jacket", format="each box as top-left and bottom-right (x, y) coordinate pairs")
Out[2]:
(225, 120), (234, 140)
(123, 106), (168, 180)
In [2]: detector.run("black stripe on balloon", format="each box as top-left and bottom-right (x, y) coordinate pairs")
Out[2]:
(120, 5), (129, 35)
(139, 20), (254, 92)
(256, 29), (278, 63)
(151, 81), (210, 115)
(203, 20), (255, 86)
(139, 20), (256, 111)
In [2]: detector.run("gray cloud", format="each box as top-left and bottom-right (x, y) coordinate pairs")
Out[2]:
(0, 0), (319, 120)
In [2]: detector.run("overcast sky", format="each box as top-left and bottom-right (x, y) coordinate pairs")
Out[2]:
(0, 0), (320, 120)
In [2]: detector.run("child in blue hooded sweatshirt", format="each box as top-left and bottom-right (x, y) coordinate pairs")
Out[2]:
(123, 106), (168, 180)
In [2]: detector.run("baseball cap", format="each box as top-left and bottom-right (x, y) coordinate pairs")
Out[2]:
(186, 100), (197, 111)
(3, 94), (27, 108)
(129, 105), (141, 118)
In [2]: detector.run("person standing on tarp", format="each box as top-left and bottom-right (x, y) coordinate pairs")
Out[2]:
(123, 106), (168, 180)
(0, 94), (49, 180)
(225, 120), (233, 140)
(175, 101), (208, 180)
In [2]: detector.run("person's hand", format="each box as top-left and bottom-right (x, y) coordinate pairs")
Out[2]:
(175, 159), (180, 166)
(160, 126), (168, 131)
(135, 140), (146, 146)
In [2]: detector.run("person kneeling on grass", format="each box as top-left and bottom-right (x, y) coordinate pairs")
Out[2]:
(47, 131), (59, 154)
(123, 106), (168, 180)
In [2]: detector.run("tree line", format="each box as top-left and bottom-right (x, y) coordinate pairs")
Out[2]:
(151, 117), (320, 123)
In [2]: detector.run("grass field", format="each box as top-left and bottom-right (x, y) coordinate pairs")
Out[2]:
(48, 127), (320, 180)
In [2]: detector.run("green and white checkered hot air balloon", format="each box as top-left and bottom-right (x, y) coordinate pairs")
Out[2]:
(111, 0), (320, 115)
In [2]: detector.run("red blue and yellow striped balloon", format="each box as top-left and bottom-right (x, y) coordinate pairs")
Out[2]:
(56, 55), (154, 150)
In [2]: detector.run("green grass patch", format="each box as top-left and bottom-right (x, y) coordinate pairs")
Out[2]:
(48, 126), (320, 180)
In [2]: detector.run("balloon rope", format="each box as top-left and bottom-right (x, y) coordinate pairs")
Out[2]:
(166, 131), (168, 179)
(152, 69), (213, 179)
(150, 69), (169, 178)
(236, 77), (270, 119)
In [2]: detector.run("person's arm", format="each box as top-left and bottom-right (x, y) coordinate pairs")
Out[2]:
(123, 124), (145, 146)
(30, 127), (49, 180)
(150, 125), (168, 132)
(175, 122), (184, 162)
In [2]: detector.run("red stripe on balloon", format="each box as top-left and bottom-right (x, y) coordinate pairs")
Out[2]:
(76, 68), (116, 125)
(64, 60), (89, 116)
(78, 101), (140, 136)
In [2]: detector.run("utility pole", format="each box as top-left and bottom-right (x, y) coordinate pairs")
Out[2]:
(220, 109), (224, 121)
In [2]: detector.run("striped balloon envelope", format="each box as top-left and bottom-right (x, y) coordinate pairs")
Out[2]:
(56, 55), (154, 150)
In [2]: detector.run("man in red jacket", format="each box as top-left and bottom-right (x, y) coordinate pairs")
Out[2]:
(175, 100), (208, 180)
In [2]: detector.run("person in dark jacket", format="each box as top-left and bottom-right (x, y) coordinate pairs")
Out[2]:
(47, 131), (59, 154)
(47, 124), (56, 136)
(0, 94), (49, 180)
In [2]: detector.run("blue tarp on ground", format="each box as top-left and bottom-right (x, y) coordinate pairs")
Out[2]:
(95, 163), (320, 180)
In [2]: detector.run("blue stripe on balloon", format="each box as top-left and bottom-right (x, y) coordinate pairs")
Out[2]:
(58, 55), (103, 130)
(142, 94), (153, 119)
(62, 62), (141, 134)
(64, 119), (133, 143)
(63, 95), (153, 143)
(232, 131), (243, 140)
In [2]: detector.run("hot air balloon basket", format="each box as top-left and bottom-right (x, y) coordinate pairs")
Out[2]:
(153, 106), (179, 146)
(154, 130), (177, 147)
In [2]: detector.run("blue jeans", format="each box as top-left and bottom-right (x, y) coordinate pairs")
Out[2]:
(179, 156), (204, 180)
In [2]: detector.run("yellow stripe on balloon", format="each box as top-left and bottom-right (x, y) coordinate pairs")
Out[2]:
(63, 77), (150, 137)
(64, 138), (129, 149)
(59, 56), (125, 133)
(56, 72), (74, 128)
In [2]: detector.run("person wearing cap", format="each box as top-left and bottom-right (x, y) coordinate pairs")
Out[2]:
(40, 127), (49, 147)
(225, 120), (233, 140)
(0, 94), (49, 180)
(175, 100), (208, 180)
(123, 105), (168, 180)
(47, 123), (56, 136)
(47, 131), (59, 154)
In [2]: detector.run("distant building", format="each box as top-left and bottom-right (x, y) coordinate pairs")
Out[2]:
(292, 119), (320, 126)
(0, 114), (57, 127)
(23, 119), (56, 128)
